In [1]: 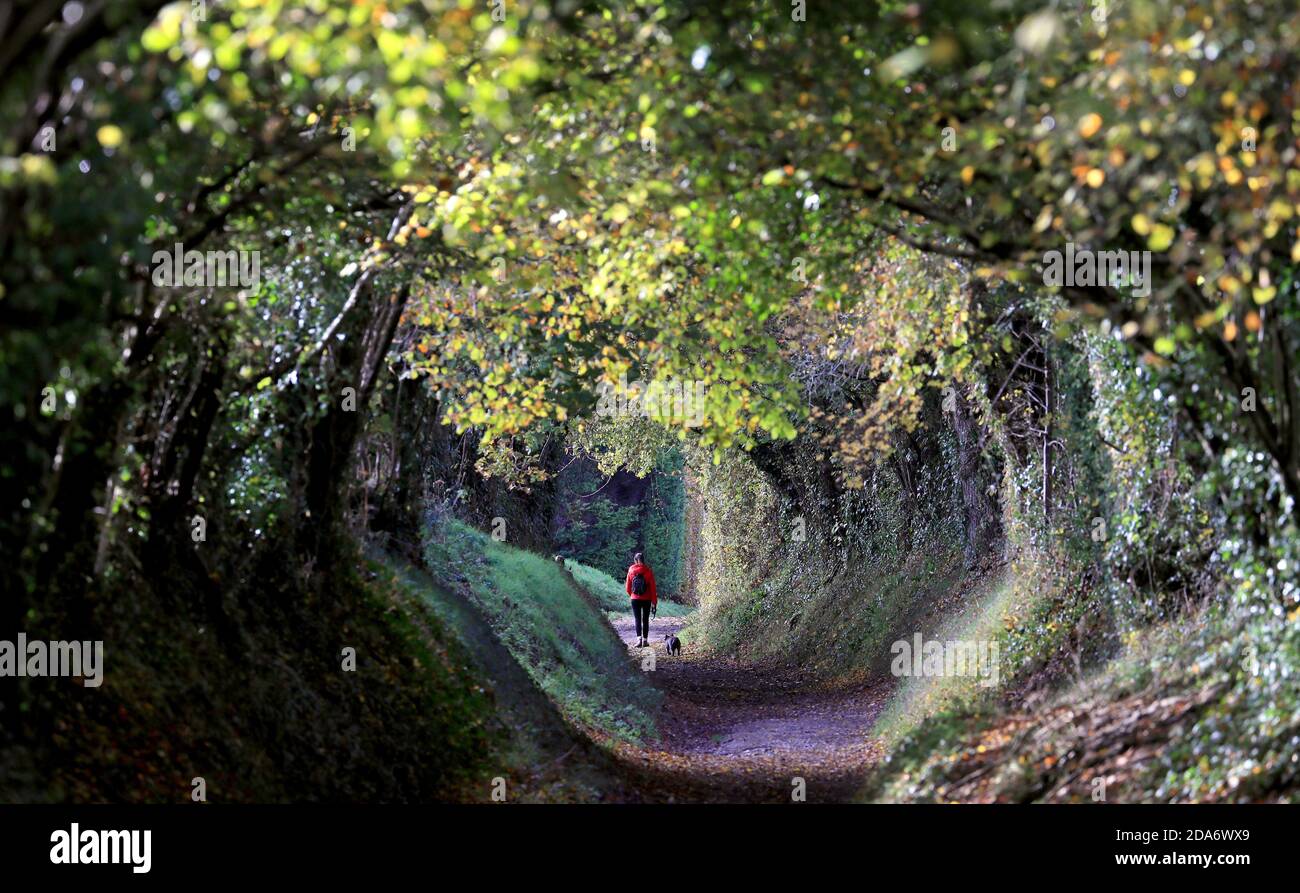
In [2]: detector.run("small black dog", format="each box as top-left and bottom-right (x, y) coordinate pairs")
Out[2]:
(663, 633), (681, 656)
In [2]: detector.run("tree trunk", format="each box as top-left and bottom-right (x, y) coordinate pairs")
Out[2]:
(951, 385), (1004, 568)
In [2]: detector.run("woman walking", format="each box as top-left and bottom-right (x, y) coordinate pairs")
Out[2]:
(625, 552), (658, 647)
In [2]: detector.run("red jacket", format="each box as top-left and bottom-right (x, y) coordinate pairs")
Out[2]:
(625, 562), (657, 606)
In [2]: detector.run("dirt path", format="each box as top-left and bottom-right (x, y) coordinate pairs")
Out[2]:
(608, 613), (890, 803)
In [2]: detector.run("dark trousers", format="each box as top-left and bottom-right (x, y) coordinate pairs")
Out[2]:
(631, 599), (653, 639)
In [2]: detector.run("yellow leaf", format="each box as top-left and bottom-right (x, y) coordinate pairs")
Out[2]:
(1147, 224), (1175, 251)
(96, 125), (125, 148)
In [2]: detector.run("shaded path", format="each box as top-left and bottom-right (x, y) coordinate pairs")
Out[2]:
(607, 613), (890, 803)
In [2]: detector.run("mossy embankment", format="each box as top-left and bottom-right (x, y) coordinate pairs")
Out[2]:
(4, 544), (499, 803)
(422, 521), (667, 746)
(865, 587), (1300, 803)
(383, 551), (632, 802)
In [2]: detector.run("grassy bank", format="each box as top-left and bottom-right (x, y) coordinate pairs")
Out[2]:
(565, 559), (693, 620)
(424, 521), (662, 744)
